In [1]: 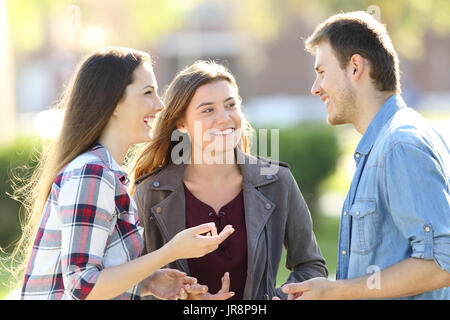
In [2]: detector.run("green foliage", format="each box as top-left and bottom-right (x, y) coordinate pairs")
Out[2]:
(258, 123), (340, 219)
(0, 137), (42, 252)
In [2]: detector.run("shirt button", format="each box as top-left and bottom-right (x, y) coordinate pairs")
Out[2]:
(355, 153), (360, 158)
(342, 250), (347, 255)
(356, 211), (360, 216)
(265, 203), (271, 210)
(343, 211), (347, 216)
(156, 207), (162, 214)
(424, 226), (431, 232)
(153, 181), (160, 188)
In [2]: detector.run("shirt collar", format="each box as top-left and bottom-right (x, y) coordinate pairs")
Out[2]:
(355, 94), (406, 156)
(90, 143), (130, 186)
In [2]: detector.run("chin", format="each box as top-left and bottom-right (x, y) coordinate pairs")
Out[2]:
(327, 112), (347, 126)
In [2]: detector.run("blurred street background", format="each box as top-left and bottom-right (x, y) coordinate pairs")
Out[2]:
(1, 0), (449, 299)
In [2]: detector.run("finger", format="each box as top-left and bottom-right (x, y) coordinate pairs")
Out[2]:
(190, 223), (216, 236)
(272, 296), (281, 300)
(205, 292), (235, 300)
(282, 283), (309, 294)
(218, 272), (230, 294)
(186, 284), (208, 294)
(212, 226), (235, 244)
(164, 268), (187, 278)
(211, 225), (218, 236)
(183, 276), (198, 286)
(179, 288), (188, 300)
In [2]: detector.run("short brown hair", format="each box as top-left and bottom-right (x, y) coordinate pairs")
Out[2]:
(305, 11), (401, 93)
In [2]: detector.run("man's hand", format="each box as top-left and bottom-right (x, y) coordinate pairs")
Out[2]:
(273, 277), (343, 300)
(142, 268), (197, 300)
(185, 272), (235, 300)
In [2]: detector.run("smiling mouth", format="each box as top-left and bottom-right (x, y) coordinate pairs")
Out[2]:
(210, 128), (235, 136)
(144, 116), (154, 127)
(321, 96), (330, 105)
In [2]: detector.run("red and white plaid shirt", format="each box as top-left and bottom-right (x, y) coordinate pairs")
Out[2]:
(21, 144), (143, 300)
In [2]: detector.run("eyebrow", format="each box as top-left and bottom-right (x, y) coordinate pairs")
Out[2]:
(142, 85), (156, 90)
(196, 97), (235, 109)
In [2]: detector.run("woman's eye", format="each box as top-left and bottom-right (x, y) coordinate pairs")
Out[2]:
(144, 90), (152, 95)
(226, 102), (236, 108)
(202, 108), (213, 113)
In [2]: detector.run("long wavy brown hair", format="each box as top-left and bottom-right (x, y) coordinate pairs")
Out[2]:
(129, 60), (254, 194)
(7, 47), (150, 286)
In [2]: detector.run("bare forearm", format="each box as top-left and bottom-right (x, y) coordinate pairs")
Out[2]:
(86, 245), (176, 300)
(337, 258), (450, 299)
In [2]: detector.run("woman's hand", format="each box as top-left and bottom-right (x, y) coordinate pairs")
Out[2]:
(184, 272), (235, 300)
(167, 223), (235, 260)
(141, 268), (198, 299)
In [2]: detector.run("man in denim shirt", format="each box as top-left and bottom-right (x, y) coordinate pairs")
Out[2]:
(278, 11), (450, 299)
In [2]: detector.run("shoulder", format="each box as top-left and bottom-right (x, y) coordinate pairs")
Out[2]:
(249, 153), (296, 186)
(254, 154), (290, 170)
(378, 107), (446, 155)
(133, 165), (169, 196)
(56, 151), (116, 189)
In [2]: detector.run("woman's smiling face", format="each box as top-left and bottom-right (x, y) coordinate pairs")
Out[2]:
(177, 80), (243, 160)
(113, 62), (164, 144)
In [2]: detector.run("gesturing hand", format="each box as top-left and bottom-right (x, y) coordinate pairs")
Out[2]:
(185, 272), (235, 300)
(272, 277), (338, 300)
(168, 223), (235, 260)
(142, 268), (197, 300)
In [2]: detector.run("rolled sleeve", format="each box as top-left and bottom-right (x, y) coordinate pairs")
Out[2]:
(58, 164), (117, 299)
(384, 142), (450, 273)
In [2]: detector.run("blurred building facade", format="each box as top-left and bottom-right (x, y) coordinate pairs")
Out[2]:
(9, 0), (450, 132)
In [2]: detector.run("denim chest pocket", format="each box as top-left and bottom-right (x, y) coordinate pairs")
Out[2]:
(349, 200), (381, 255)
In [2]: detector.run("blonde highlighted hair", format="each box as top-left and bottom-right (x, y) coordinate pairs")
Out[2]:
(129, 60), (254, 193)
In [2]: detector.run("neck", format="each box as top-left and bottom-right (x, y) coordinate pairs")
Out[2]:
(185, 150), (240, 183)
(98, 128), (130, 166)
(353, 91), (395, 135)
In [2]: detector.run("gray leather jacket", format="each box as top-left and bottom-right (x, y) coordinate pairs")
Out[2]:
(133, 149), (328, 300)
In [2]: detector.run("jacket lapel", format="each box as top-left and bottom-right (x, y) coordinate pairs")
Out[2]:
(147, 163), (190, 273)
(237, 149), (279, 298)
(145, 149), (281, 290)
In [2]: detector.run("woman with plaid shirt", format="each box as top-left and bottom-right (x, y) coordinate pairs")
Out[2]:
(17, 48), (234, 300)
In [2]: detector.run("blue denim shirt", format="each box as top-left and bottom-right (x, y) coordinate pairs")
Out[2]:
(336, 94), (450, 299)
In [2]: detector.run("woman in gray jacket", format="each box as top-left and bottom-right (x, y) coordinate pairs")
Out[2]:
(130, 61), (328, 300)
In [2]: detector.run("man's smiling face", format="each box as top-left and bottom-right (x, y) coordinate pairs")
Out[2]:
(310, 41), (357, 126)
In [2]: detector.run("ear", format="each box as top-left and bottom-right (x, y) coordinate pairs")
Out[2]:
(111, 99), (125, 117)
(111, 105), (120, 117)
(349, 54), (366, 82)
(176, 119), (188, 133)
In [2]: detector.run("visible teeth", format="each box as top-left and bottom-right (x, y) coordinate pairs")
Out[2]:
(144, 117), (153, 124)
(211, 128), (234, 136)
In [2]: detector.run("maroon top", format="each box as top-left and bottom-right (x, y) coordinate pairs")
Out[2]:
(184, 183), (248, 300)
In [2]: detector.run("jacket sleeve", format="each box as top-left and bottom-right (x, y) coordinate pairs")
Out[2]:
(275, 170), (328, 298)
